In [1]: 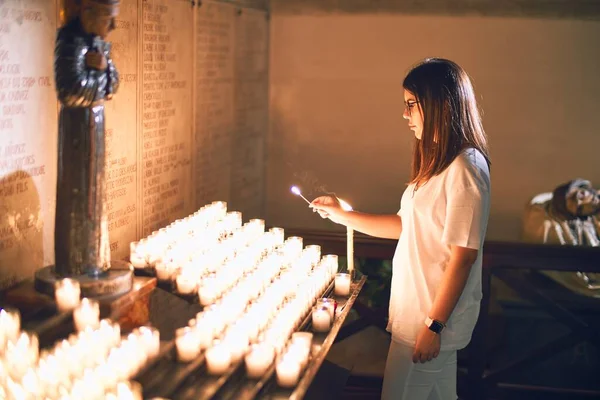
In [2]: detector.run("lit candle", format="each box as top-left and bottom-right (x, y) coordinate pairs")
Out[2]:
(205, 343), (231, 375)
(291, 332), (313, 349)
(339, 199), (354, 275)
(276, 358), (301, 388)
(334, 273), (351, 297)
(137, 326), (160, 359)
(175, 327), (200, 362)
(0, 307), (21, 345)
(175, 273), (197, 295)
(317, 298), (337, 320)
(73, 298), (100, 332)
(245, 344), (274, 379)
(269, 227), (284, 246)
(155, 259), (175, 281)
(54, 278), (81, 312)
(286, 342), (310, 369)
(129, 242), (147, 269)
(311, 306), (331, 333)
(114, 380), (143, 400)
(198, 282), (218, 306)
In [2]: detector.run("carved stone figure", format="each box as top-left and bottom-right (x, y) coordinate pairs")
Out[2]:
(522, 179), (600, 290)
(54, 0), (120, 277)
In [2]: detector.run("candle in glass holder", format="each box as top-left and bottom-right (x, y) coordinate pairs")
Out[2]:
(137, 326), (160, 359)
(205, 343), (231, 375)
(286, 342), (310, 369)
(245, 344), (274, 379)
(113, 380), (143, 400)
(291, 332), (313, 349)
(73, 298), (100, 332)
(155, 259), (175, 281)
(322, 254), (339, 276)
(269, 227), (284, 246)
(334, 273), (351, 296)
(129, 242), (147, 269)
(198, 282), (218, 306)
(175, 327), (200, 362)
(311, 306), (331, 333)
(316, 298), (337, 320)
(284, 236), (303, 259)
(276, 358), (301, 388)
(248, 218), (265, 234)
(176, 273), (197, 295)
(0, 307), (21, 345)
(54, 278), (81, 312)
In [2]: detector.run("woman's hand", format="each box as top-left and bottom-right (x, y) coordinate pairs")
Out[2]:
(412, 325), (441, 363)
(310, 195), (348, 225)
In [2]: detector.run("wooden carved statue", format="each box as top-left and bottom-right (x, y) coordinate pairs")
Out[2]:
(522, 179), (600, 290)
(54, 0), (120, 277)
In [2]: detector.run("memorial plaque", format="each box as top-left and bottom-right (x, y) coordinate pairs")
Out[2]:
(194, 1), (236, 208)
(231, 7), (268, 218)
(0, 0), (57, 290)
(104, 0), (139, 260)
(141, 0), (194, 237)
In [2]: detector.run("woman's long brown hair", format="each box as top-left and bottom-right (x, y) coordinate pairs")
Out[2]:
(403, 58), (490, 187)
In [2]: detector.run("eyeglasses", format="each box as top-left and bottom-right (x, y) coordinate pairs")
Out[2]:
(404, 101), (420, 116)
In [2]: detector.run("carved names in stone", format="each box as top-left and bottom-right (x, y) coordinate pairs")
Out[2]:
(195, 1), (235, 208)
(141, 0), (193, 236)
(0, 0), (57, 289)
(104, 0), (138, 260)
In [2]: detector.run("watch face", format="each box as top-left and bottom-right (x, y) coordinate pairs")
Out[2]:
(429, 320), (444, 334)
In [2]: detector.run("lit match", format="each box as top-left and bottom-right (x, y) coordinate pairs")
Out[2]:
(290, 186), (311, 205)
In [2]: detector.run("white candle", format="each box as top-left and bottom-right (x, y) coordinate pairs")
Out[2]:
(114, 380), (143, 400)
(339, 198), (354, 274)
(205, 344), (231, 375)
(0, 307), (21, 345)
(155, 260), (174, 281)
(198, 283), (218, 306)
(175, 327), (200, 363)
(291, 332), (313, 349)
(347, 227), (354, 274)
(73, 298), (100, 332)
(176, 273), (197, 295)
(245, 344), (274, 379)
(311, 306), (331, 333)
(269, 227), (284, 246)
(334, 273), (351, 297)
(129, 253), (146, 269)
(286, 342), (310, 369)
(276, 358), (301, 388)
(317, 298), (336, 320)
(137, 326), (160, 359)
(5, 332), (38, 380)
(54, 278), (81, 312)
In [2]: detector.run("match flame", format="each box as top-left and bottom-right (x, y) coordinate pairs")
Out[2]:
(291, 186), (301, 196)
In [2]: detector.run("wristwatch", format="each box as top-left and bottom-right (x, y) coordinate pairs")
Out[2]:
(425, 317), (446, 334)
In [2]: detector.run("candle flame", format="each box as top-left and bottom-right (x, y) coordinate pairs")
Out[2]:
(290, 186), (301, 196)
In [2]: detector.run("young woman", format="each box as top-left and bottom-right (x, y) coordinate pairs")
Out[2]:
(310, 58), (491, 400)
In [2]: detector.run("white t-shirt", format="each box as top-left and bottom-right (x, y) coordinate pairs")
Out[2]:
(387, 148), (491, 351)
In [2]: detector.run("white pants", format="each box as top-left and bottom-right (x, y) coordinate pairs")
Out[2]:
(381, 340), (457, 400)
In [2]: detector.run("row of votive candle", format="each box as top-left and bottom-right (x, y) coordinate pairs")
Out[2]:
(173, 249), (339, 386)
(0, 305), (158, 399)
